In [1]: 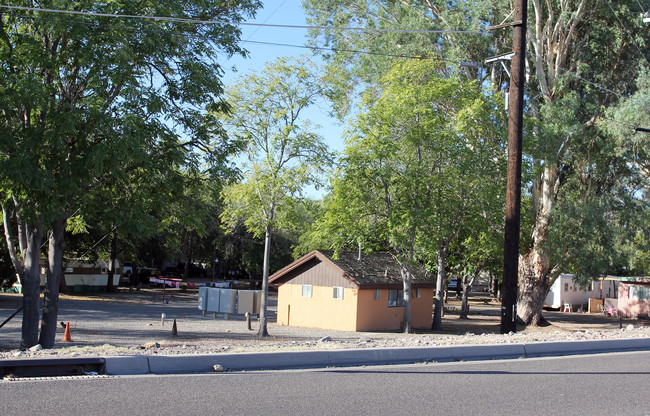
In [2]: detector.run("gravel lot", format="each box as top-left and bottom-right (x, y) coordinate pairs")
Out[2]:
(1, 288), (649, 359)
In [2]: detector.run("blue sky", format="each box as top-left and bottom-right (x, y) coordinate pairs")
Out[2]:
(220, 1), (346, 155)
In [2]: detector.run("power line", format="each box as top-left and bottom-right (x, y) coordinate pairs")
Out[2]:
(635, 0), (647, 14)
(0, 4), (481, 34)
(244, 39), (457, 62)
(528, 52), (622, 98)
(241, 38), (624, 99)
(528, 89), (648, 136)
(605, 0), (650, 68)
(1, 11), (470, 66)
(1, 4), (639, 115)
(242, 0), (289, 45)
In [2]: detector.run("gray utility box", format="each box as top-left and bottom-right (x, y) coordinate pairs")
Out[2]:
(198, 287), (209, 311)
(197, 288), (260, 316)
(218, 289), (236, 314)
(206, 288), (221, 312)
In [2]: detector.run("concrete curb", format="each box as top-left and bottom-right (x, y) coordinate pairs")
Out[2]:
(522, 337), (650, 357)
(104, 355), (150, 375)
(104, 337), (650, 375)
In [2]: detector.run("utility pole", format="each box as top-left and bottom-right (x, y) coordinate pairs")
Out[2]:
(501, 0), (527, 334)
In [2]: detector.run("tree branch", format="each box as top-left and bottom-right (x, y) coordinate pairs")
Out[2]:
(2, 201), (24, 278)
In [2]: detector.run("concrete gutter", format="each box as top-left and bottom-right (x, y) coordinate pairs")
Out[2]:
(104, 337), (650, 375)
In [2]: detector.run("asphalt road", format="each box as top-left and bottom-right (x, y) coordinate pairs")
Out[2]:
(1, 351), (648, 416)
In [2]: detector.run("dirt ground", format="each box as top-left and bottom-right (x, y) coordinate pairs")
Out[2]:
(1, 287), (648, 358)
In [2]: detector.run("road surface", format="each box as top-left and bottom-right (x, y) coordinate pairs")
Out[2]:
(2, 350), (648, 415)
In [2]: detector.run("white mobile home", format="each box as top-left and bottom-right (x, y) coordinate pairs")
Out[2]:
(40, 259), (121, 292)
(544, 274), (591, 310)
(544, 274), (619, 311)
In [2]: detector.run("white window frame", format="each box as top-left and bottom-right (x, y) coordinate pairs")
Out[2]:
(373, 289), (381, 300)
(332, 286), (343, 300)
(629, 286), (650, 301)
(302, 284), (312, 298)
(415, 288), (422, 298)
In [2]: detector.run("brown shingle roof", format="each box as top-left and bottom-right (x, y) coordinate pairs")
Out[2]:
(269, 250), (434, 287)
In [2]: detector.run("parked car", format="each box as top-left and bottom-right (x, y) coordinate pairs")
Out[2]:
(448, 277), (460, 290)
(119, 263), (134, 286)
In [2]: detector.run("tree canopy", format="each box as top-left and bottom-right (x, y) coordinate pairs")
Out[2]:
(299, 59), (506, 331)
(220, 56), (334, 336)
(0, 0), (261, 348)
(303, 0), (650, 326)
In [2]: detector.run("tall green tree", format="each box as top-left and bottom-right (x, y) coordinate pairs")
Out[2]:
(303, 0), (650, 326)
(601, 69), (650, 276)
(299, 59), (505, 332)
(0, 0), (260, 348)
(220, 56), (334, 337)
(514, 1), (648, 324)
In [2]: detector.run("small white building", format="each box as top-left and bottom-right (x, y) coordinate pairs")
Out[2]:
(544, 274), (592, 310)
(544, 274), (619, 312)
(42, 259), (121, 292)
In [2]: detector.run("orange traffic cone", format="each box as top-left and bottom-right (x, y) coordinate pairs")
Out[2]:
(63, 322), (72, 342)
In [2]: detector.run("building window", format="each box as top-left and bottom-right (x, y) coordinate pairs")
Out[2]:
(629, 286), (650, 300)
(388, 289), (404, 307)
(415, 288), (422, 298)
(302, 284), (312, 298)
(374, 289), (381, 300)
(332, 286), (343, 300)
(564, 283), (569, 292)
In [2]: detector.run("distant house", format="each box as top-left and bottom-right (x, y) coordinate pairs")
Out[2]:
(544, 274), (592, 310)
(268, 250), (435, 331)
(618, 277), (650, 319)
(544, 274), (619, 312)
(9, 258), (122, 294)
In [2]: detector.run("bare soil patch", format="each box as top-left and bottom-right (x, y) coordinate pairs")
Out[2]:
(1, 288), (648, 359)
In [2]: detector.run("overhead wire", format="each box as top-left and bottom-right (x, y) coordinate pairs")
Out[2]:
(1, 11), (469, 66)
(605, 0), (650, 68)
(528, 52), (622, 98)
(0, 4), (480, 34)
(1, 3), (645, 132)
(241, 0), (289, 45)
(635, 0), (647, 14)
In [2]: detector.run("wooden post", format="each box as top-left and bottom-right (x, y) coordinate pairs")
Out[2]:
(501, 0), (528, 334)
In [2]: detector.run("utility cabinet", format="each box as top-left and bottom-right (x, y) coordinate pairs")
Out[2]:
(237, 290), (255, 314)
(218, 289), (236, 314)
(197, 287), (209, 311)
(206, 288), (221, 313)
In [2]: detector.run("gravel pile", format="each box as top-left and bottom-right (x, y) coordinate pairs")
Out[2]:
(3, 321), (649, 360)
(1, 290), (648, 360)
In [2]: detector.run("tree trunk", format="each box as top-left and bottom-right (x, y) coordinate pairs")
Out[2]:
(21, 219), (44, 349)
(58, 272), (68, 295)
(39, 218), (66, 348)
(211, 247), (217, 281)
(257, 225), (271, 337)
(459, 274), (477, 320)
(399, 263), (413, 333)
(488, 271), (495, 298)
(517, 256), (551, 325)
(432, 246), (447, 331)
(517, 164), (559, 325)
(106, 231), (117, 293)
(183, 231), (192, 282)
(491, 271), (501, 300)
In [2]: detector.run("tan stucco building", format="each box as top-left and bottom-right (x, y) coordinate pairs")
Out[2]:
(269, 250), (435, 331)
